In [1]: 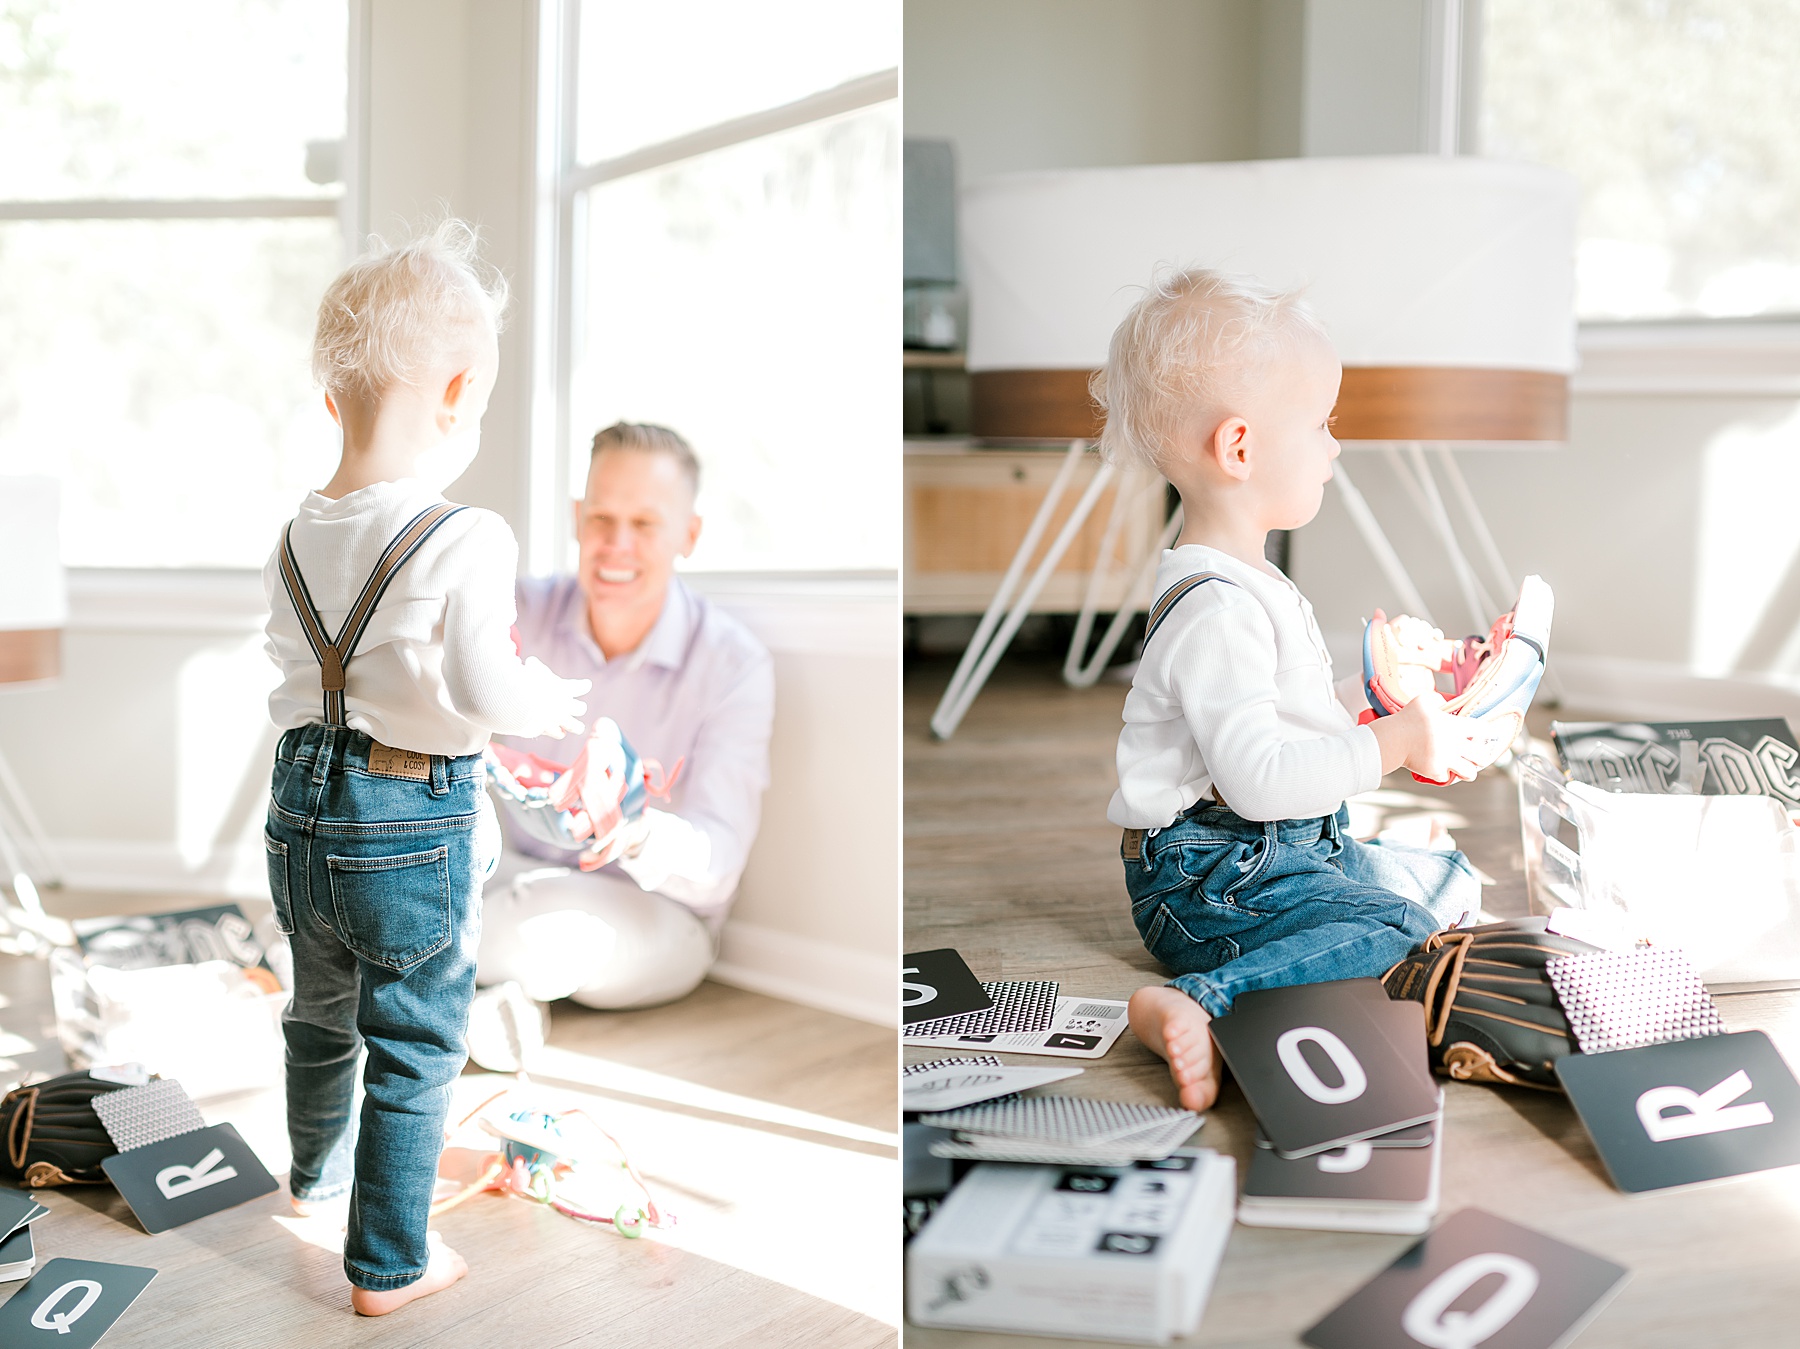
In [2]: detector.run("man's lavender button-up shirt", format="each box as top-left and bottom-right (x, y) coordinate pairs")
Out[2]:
(499, 574), (775, 919)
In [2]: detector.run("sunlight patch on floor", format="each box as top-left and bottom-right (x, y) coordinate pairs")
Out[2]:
(445, 1071), (898, 1326)
(527, 1044), (898, 1147)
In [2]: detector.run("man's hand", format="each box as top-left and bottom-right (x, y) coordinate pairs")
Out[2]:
(1369, 690), (1484, 783)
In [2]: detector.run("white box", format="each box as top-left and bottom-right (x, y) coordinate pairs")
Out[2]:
(1518, 753), (1800, 989)
(906, 1149), (1236, 1343)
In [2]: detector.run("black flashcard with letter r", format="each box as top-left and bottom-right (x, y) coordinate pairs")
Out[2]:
(1556, 1029), (1800, 1193)
(1211, 980), (1439, 1157)
(0, 1258), (157, 1349)
(1303, 1208), (1628, 1349)
(100, 1122), (278, 1233)
(902, 948), (993, 1025)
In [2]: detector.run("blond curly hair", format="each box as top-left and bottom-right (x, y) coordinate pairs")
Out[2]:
(1091, 268), (1329, 473)
(312, 217), (509, 400)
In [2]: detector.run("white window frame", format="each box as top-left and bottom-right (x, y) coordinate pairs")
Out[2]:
(528, 0), (900, 583)
(1, 0), (362, 596)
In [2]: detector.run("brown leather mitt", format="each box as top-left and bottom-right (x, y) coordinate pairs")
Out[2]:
(1382, 918), (1600, 1090)
(0, 1069), (128, 1187)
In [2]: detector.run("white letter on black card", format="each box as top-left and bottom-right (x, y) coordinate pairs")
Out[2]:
(1636, 1069), (1774, 1143)
(1400, 1253), (1539, 1349)
(1275, 1026), (1367, 1105)
(31, 1279), (103, 1335)
(1316, 1142), (1373, 1173)
(156, 1148), (239, 1199)
(902, 968), (937, 1008)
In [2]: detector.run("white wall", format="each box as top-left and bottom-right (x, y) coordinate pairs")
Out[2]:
(903, 0), (1263, 180)
(0, 0), (900, 1028)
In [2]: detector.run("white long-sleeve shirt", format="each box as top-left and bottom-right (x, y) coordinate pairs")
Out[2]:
(1108, 543), (1382, 828)
(499, 575), (774, 919)
(264, 479), (583, 755)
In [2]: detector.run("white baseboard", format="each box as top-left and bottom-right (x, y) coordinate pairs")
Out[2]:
(712, 920), (896, 1028)
(41, 838), (268, 901)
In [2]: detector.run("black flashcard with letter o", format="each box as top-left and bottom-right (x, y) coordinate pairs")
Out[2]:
(0, 1258), (157, 1349)
(1303, 1208), (1628, 1349)
(1555, 1029), (1800, 1193)
(902, 948), (993, 1025)
(100, 1122), (278, 1233)
(1211, 980), (1440, 1157)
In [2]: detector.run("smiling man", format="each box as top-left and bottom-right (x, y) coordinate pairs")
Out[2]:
(471, 422), (774, 1037)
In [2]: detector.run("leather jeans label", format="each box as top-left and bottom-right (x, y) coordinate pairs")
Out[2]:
(368, 743), (431, 781)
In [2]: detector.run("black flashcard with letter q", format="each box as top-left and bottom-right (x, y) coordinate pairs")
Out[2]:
(1303, 1208), (1628, 1349)
(1556, 1029), (1800, 1193)
(902, 948), (993, 1026)
(1210, 980), (1439, 1157)
(0, 1258), (157, 1349)
(100, 1122), (278, 1233)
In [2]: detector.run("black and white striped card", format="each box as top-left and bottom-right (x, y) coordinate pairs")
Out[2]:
(907, 980), (1060, 1038)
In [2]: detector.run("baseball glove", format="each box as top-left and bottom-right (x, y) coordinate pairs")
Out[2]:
(0, 1069), (128, 1187)
(1382, 918), (1599, 1090)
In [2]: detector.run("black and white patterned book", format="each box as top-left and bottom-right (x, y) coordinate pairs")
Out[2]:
(906, 980), (1059, 1038)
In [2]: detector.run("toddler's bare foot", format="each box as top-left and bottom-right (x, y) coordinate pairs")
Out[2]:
(1128, 985), (1222, 1112)
(291, 1192), (349, 1222)
(350, 1233), (468, 1316)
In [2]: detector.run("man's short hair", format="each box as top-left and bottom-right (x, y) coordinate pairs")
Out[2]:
(312, 217), (509, 401)
(589, 421), (701, 500)
(1091, 268), (1329, 473)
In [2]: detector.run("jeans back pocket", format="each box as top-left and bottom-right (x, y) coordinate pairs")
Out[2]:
(326, 845), (451, 972)
(264, 832), (295, 935)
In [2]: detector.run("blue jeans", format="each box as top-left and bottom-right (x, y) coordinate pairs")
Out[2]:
(1124, 802), (1480, 1019)
(263, 724), (497, 1291)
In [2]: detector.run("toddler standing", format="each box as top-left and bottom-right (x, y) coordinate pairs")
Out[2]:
(1098, 271), (1485, 1113)
(262, 220), (588, 1314)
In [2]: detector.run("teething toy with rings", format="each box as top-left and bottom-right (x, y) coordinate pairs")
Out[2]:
(429, 1088), (673, 1236)
(1360, 575), (1554, 785)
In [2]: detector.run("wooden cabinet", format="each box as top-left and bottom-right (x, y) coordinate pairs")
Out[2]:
(904, 442), (1168, 615)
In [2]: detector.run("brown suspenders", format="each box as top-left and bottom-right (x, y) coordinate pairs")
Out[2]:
(1143, 570), (1239, 645)
(277, 502), (467, 726)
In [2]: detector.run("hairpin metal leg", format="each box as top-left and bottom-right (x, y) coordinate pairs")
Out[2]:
(930, 440), (1114, 739)
(1333, 458), (1433, 624)
(1063, 494), (1183, 689)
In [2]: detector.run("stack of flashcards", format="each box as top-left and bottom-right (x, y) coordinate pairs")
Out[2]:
(919, 1095), (1204, 1165)
(1238, 1094), (1443, 1234)
(0, 1192), (48, 1282)
(905, 984), (1133, 1060)
(907, 1150), (1237, 1343)
(1303, 1209), (1627, 1349)
(1211, 979), (1441, 1161)
(902, 1056), (1084, 1113)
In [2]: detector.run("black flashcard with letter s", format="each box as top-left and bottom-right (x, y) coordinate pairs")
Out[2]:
(1556, 1029), (1800, 1193)
(100, 1122), (278, 1233)
(0, 1258), (157, 1349)
(1211, 980), (1440, 1157)
(1303, 1208), (1628, 1349)
(902, 948), (993, 1025)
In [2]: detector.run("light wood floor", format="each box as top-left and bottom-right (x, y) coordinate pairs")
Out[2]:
(905, 657), (1800, 1349)
(0, 892), (898, 1349)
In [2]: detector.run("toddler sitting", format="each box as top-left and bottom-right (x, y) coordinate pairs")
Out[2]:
(1097, 270), (1485, 1112)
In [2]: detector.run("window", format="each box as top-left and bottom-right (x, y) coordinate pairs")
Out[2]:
(1482, 0), (1800, 322)
(0, 0), (348, 568)
(561, 0), (899, 573)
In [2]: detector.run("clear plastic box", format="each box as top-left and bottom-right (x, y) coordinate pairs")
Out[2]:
(1517, 753), (1800, 989)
